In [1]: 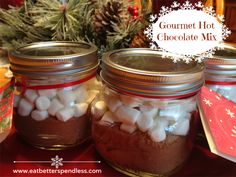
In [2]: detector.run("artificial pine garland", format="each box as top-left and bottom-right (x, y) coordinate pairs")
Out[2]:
(0, 0), (150, 54)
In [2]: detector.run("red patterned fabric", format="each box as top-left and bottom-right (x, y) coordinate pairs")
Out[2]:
(198, 86), (236, 162)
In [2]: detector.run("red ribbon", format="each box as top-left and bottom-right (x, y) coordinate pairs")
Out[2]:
(15, 72), (96, 90)
(205, 80), (236, 85)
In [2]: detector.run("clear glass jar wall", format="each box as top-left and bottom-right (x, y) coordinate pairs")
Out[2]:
(9, 41), (100, 149)
(205, 44), (236, 103)
(14, 77), (101, 149)
(91, 48), (204, 176)
(92, 86), (199, 176)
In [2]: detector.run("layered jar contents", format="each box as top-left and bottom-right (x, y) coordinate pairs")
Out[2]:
(92, 87), (198, 175)
(91, 48), (204, 176)
(9, 41), (99, 149)
(205, 44), (236, 103)
(14, 78), (101, 148)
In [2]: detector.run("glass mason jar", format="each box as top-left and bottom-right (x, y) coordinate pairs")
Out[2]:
(9, 41), (100, 149)
(205, 44), (236, 103)
(91, 48), (205, 176)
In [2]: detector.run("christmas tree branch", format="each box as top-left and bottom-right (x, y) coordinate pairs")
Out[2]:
(0, 0), (147, 52)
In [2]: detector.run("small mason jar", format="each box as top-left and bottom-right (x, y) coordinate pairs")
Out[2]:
(91, 48), (204, 176)
(9, 41), (100, 149)
(205, 44), (236, 103)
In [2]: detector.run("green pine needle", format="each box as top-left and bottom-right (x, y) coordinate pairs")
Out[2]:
(0, 0), (147, 53)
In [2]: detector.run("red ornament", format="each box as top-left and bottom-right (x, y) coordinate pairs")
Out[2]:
(133, 9), (139, 16)
(127, 5), (139, 19)
(133, 5), (139, 11)
(128, 5), (134, 13)
(0, 0), (23, 9)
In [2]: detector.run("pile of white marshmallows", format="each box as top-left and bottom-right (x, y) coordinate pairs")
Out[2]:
(91, 87), (197, 143)
(14, 78), (101, 122)
(208, 85), (236, 103)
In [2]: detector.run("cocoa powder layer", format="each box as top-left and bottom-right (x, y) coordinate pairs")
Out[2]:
(14, 109), (90, 149)
(92, 122), (191, 175)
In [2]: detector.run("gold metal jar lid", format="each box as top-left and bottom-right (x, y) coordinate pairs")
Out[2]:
(9, 41), (98, 76)
(204, 43), (236, 82)
(101, 48), (204, 98)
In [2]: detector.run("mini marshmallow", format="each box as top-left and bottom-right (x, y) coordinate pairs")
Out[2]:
(159, 114), (190, 125)
(18, 98), (34, 116)
(48, 98), (64, 116)
(91, 101), (107, 118)
(35, 96), (51, 111)
(86, 90), (99, 103)
(99, 111), (117, 125)
(74, 103), (88, 117)
(159, 105), (186, 122)
(150, 117), (169, 131)
(31, 110), (49, 121)
(57, 89), (76, 106)
(165, 123), (178, 133)
(38, 89), (57, 98)
(185, 101), (196, 113)
(56, 107), (74, 122)
(137, 113), (154, 132)
(157, 117), (169, 127)
(115, 106), (140, 125)
(73, 85), (88, 103)
(13, 95), (21, 108)
(107, 97), (122, 112)
(120, 123), (137, 134)
(24, 89), (38, 103)
(139, 105), (158, 118)
(172, 119), (190, 136)
(120, 95), (142, 108)
(149, 125), (166, 142)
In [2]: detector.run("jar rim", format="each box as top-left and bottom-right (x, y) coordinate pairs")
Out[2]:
(204, 43), (236, 82)
(101, 48), (204, 97)
(9, 41), (98, 76)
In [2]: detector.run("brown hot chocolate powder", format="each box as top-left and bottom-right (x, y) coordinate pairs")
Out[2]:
(14, 109), (90, 149)
(92, 121), (192, 175)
